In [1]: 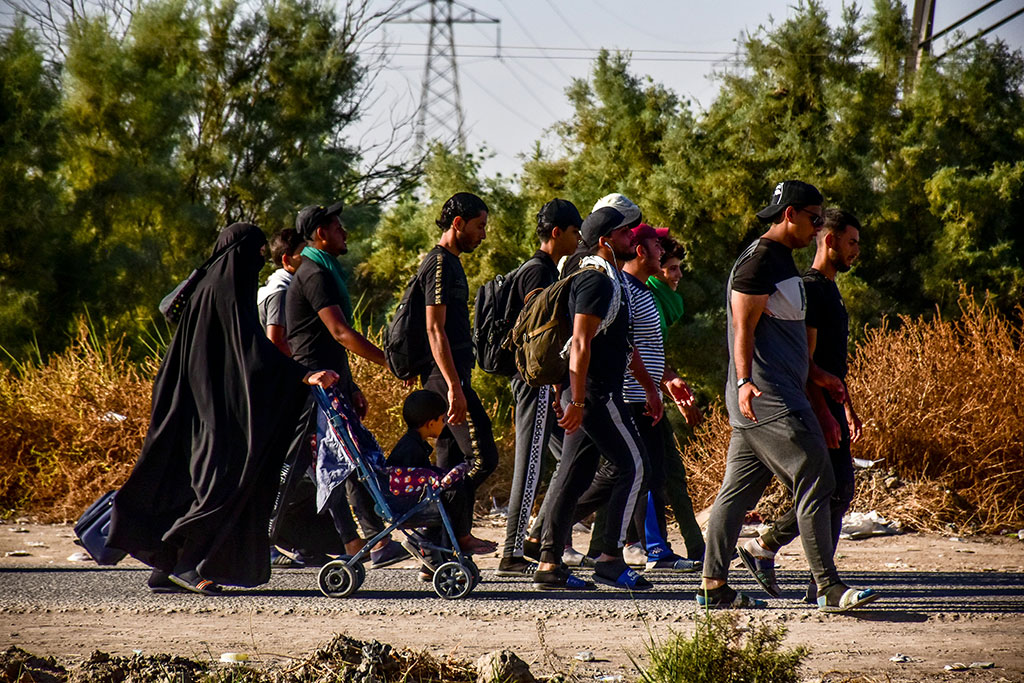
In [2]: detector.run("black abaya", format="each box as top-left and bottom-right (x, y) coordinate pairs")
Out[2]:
(109, 223), (310, 587)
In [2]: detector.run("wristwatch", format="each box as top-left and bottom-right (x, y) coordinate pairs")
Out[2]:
(737, 377), (754, 389)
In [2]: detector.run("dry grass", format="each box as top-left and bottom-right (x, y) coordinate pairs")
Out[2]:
(679, 292), (1024, 533)
(0, 323), (153, 522)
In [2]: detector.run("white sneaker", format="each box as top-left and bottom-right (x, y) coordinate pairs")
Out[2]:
(622, 543), (647, 567)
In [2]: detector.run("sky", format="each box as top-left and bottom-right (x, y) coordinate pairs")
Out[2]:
(353, 0), (1024, 179)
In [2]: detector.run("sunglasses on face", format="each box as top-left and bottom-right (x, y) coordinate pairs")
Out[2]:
(798, 208), (825, 228)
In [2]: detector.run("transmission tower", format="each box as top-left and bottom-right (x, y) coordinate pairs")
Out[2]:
(388, 0), (500, 151)
(908, 0), (1024, 78)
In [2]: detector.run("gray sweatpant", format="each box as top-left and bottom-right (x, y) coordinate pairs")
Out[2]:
(703, 409), (841, 590)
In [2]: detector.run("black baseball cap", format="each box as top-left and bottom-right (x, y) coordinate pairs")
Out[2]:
(296, 201), (344, 240)
(537, 198), (582, 228)
(581, 206), (629, 246)
(755, 181), (823, 221)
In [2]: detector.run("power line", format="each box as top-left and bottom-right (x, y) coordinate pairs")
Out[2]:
(543, 0), (593, 50)
(494, 0), (572, 82)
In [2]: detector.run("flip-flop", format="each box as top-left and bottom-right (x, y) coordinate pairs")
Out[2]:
(168, 570), (223, 596)
(695, 585), (767, 609)
(147, 570), (185, 594)
(736, 544), (782, 598)
(818, 587), (881, 613)
(593, 565), (652, 591)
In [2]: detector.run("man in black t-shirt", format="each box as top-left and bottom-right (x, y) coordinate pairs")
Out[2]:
(415, 192), (497, 555)
(740, 209), (864, 602)
(531, 206), (662, 591)
(701, 181), (879, 613)
(280, 202), (407, 569)
(497, 199), (581, 576)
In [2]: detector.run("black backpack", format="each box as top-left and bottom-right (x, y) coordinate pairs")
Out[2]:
(473, 257), (541, 376)
(383, 274), (432, 380)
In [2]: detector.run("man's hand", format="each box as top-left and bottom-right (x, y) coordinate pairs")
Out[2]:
(809, 366), (847, 404)
(304, 370), (339, 388)
(551, 385), (564, 421)
(817, 408), (841, 449)
(447, 383), (467, 425)
(558, 401), (583, 434)
(352, 390), (368, 419)
(846, 404), (863, 443)
(643, 384), (664, 425)
(738, 381), (762, 422)
(665, 376), (702, 427)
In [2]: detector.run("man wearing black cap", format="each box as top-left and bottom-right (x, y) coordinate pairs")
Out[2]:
(698, 181), (879, 613)
(497, 199), (582, 577)
(281, 202), (407, 569)
(531, 206), (661, 591)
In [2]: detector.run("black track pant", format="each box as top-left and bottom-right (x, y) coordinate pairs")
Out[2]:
(537, 389), (647, 564)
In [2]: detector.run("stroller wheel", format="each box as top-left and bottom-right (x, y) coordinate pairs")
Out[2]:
(432, 561), (473, 600)
(318, 560), (361, 598)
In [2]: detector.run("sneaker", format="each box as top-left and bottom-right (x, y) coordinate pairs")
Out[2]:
(369, 541), (410, 569)
(622, 543), (647, 567)
(496, 557), (538, 577)
(646, 554), (702, 573)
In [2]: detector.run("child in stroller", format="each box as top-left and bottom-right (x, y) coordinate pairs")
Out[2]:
(312, 387), (481, 599)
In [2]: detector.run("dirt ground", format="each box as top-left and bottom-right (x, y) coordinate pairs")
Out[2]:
(2, 516), (1023, 682)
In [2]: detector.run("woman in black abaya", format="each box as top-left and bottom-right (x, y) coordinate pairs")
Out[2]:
(109, 223), (338, 594)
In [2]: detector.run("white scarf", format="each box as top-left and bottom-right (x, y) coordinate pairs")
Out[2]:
(560, 255), (623, 359)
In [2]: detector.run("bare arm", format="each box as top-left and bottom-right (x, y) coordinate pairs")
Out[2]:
(316, 305), (386, 366)
(662, 365), (702, 427)
(806, 326), (846, 403)
(266, 324), (290, 357)
(425, 303), (466, 424)
(731, 290), (769, 422)
(558, 312), (602, 434)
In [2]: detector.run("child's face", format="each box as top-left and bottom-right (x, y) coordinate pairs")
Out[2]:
(422, 416), (446, 439)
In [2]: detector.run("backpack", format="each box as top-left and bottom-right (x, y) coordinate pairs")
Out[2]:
(506, 266), (601, 387)
(383, 274), (432, 380)
(473, 257), (541, 376)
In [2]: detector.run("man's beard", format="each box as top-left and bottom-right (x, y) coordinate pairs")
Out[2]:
(831, 254), (851, 273)
(613, 246), (637, 262)
(456, 231), (478, 253)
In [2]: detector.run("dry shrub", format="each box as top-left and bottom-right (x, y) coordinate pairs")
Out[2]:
(0, 323), (153, 522)
(848, 293), (1024, 532)
(680, 293), (1024, 533)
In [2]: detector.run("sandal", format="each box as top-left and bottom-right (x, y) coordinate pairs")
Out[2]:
(533, 565), (596, 591)
(736, 544), (781, 598)
(147, 570), (185, 594)
(695, 585), (767, 609)
(817, 585), (881, 613)
(168, 569), (223, 596)
(593, 561), (652, 591)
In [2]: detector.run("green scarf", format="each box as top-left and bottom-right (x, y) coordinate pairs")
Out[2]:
(647, 275), (685, 336)
(302, 246), (353, 324)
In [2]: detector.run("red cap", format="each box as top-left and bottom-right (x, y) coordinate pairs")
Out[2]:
(654, 226), (670, 238)
(631, 223), (659, 243)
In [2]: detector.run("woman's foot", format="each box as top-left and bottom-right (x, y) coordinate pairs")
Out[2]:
(147, 569), (185, 594)
(458, 534), (497, 555)
(168, 569), (223, 596)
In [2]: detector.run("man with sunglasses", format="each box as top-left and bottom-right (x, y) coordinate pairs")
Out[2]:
(698, 181), (879, 613)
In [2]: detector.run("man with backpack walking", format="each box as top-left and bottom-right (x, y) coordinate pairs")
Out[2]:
(531, 206), (661, 591)
(491, 199), (582, 577)
(414, 192), (497, 554)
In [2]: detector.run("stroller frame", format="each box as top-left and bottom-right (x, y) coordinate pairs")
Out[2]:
(310, 387), (480, 599)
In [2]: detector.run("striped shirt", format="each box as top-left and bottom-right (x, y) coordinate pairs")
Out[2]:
(622, 272), (665, 403)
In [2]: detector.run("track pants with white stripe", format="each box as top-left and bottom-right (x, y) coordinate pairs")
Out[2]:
(537, 389), (648, 564)
(502, 377), (563, 559)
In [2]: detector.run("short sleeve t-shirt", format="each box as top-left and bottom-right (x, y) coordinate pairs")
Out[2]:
(568, 268), (631, 395)
(415, 245), (474, 370)
(803, 268), (848, 380)
(286, 260), (353, 384)
(725, 238), (811, 428)
(258, 289), (286, 331)
(387, 430), (437, 471)
(511, 251), (559, 316)
(621, 272), (664, 403)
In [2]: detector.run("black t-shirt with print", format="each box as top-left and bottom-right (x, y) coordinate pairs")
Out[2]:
(568, 268), (630, 395)
(511, 250), (559, 316)
(415, 245), (474, 371)
(803, 268), (848, 380)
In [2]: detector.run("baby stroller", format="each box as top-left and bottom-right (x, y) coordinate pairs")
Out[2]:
(310, 386), (481, 600)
